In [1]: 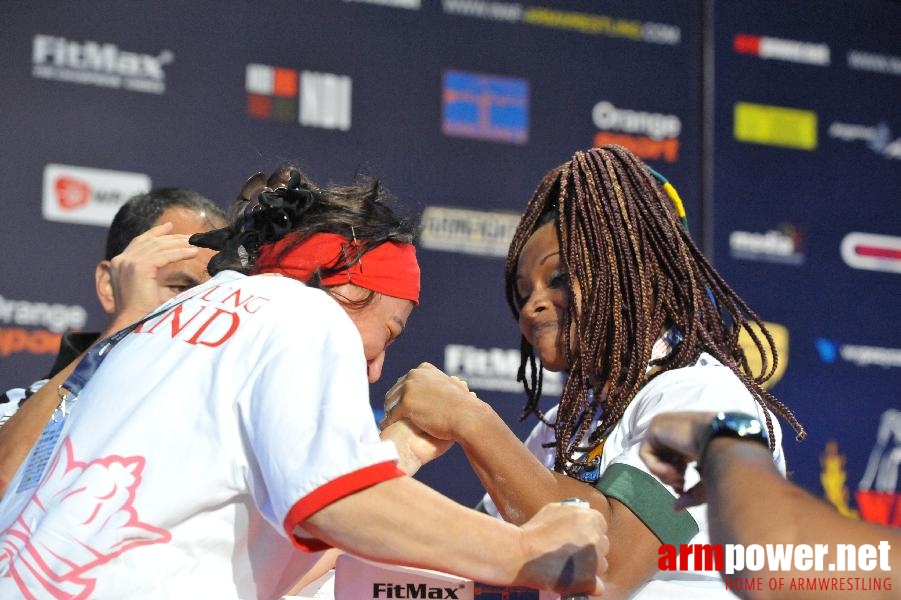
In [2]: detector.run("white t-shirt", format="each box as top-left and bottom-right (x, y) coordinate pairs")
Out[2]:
(482, 353), (785, 599)
(0, 271), (401, 599)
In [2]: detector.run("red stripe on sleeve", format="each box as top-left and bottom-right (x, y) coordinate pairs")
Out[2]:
(283, 461), (405, 552)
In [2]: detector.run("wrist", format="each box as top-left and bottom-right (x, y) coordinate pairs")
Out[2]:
(453, 398), (497, 447)
(697, 411), (769, 474)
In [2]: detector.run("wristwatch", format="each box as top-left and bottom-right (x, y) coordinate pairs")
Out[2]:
(697, 411), (769, 472)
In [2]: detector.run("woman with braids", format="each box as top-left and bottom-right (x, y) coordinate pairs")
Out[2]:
(382, 145), (804, 599)
(0, 167), (607, 599)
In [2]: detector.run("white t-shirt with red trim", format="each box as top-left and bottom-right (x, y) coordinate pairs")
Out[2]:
(482, 353), (786, 599)
(0, 271), (402, 600)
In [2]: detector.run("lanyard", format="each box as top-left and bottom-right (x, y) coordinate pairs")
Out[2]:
(55, 292), (196, 417)
(16, 289), (203, 495)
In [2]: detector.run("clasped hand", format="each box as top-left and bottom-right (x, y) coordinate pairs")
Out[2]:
(378, 363), (483, 474)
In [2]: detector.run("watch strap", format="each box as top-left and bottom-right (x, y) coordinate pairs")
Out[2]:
(697, 411), (769, 473)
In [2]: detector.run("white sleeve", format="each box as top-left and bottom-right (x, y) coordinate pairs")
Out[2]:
(236, 294), (401, 548)
(610, 358), (784, 476)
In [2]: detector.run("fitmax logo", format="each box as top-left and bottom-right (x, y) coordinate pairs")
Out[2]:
(32, 34), (173, 94)
(373, 582), (461, 598)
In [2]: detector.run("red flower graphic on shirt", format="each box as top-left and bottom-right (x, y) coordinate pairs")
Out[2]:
(0, 438), (170, 598)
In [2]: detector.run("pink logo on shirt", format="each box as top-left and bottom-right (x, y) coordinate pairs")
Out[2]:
(0, 438), (170, 598)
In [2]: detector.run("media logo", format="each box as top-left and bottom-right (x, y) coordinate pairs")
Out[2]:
(734, 102), (817, 150)
(442, 70), (529, 144)
(729, 224), (804, 265)
(737, 321), (788, 390)
(419, 206), (521, 257)
(815, 338), (901, 369)
(32, 34), (173, 94)
(841, 232), (901, 274)
(592, 101), (681, 163)
(245, 63), (352, 130)
(733, 33), (830, 66)
(828, 121), (901, 161)
(42, 164), (151, 226)
(444, 344), (562, 395)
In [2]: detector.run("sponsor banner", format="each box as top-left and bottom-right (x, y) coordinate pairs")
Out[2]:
(0, 328), (63, 358)
(592, 101), (682, 163)
(343, 0), (421, 8)
(815, 338), (901, 369)
(858, 409), (901, 527)
(847, 50), (901, 77)
(0, 295), (88, 333)
(828, 121), (901, 160)
(42, 164), (151, 226)
(729, 225), (804, 265)
(442, 70), (529, 144)
(443, 344), (562, 395)
(419, 206), (521, 257)
(246, 63), (352, 130)
(733, 33), (830, 66)
(32, 34), (173, 94)
(734, 102), (817, 150)
(441, 0), (681, 44)
(0, 294), (88, 358)
(841, 232), (901, 274)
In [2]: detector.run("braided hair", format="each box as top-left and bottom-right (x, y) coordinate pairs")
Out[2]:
(191, 167), (416, 302)
(504, 145), (805, 476)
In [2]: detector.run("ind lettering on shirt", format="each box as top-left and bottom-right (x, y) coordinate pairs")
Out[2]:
(134, 284), (271, 347)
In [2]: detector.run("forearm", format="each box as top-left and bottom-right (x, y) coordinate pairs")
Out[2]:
(457, 407), (660, 598)
(704, 439), (900, 599)
(304, 475), (529, 585)
(0, 360), (79, 495)
(456, 401), (611, 524)
(705, 438), (807, 549)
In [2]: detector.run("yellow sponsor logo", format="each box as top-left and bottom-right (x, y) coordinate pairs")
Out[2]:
(737, 320), (788, 389)
(734, 102), (818, 150)
(523, 7), (641, 39)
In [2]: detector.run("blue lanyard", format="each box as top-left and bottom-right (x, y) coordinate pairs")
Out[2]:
(56, 290), (203, 415)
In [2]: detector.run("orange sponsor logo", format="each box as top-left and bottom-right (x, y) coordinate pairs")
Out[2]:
(0, 328), (63, 357)
(593, 131), (680, 163)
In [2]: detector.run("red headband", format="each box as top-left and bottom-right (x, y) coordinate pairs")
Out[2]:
(255, 233), (420, 304)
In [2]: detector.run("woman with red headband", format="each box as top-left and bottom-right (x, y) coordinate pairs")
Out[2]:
(0, 167), (607, 599)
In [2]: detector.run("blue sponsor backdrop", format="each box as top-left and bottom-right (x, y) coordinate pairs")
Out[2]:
(0, 1), (898, 524)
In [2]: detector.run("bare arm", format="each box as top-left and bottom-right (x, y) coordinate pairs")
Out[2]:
(381, 363), (661, 599)
(302, 474), (608, 595)
(640, 411), (901, 600)
(0, 363), (79, 495)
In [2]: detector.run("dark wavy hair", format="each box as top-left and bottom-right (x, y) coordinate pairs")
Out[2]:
(106, 188), (226, 260)
(191, 167), (416, 301)
(505, 145), (804, 476)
